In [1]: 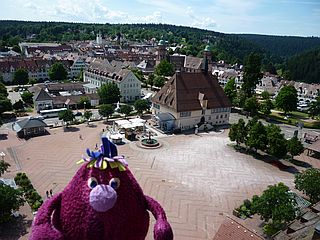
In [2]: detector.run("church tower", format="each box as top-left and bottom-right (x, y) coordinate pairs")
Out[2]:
(96, 32), (103, 45)
(156, 39), (167, 64)
(203, 44), (212, 73)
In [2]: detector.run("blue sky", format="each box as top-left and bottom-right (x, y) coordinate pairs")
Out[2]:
(1, 0), (319, 37)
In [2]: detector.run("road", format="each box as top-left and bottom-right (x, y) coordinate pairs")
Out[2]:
(229, 112), (320, 140)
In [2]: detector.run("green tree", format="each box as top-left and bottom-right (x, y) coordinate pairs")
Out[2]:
(48, 62), (68, 81)
(275, 85), (298, 114)
(243, 96), (260, 116)
(234, 90), (247, 108)
(295, 168), (320, 203)
(131, 68), (144, 82)
(0, 161), (24, 223)
(308, 96), (320, 118)
(120, 105), (132, 118)
(241, 53), (263, 97)
(154, 60), (174, 76)
(260, 99), (273, 116)
(77, 69), (84, 81)
(246, 121), (267, 152)
(229, 118), (247, 146)
(134, 99), (149, 116)
(224, 78), (237, 104)
(98, 82), (121, 104)
(28, 78), (37, 85)
(252, 183), (297, 225)
(153, 75), (166, 88)
(21, 91), (34, 105)
(0, 160), (10, 176)
(98, 104), (114, 121)
(13, 68), (29, 85)
(58, 109), (75, 126)
(266, 124), (287, 158)
(83, 110), (92, 125)
(12, 45), (21, 53)
(12, 100), (24, 111)
(261, 91), (270, 100)
(78, 96), (91, 109)
(0, 82), (8, 98)
(147, 74), (155, 89)
(287, 136), (304, 160)
(0, 98), (12, 114)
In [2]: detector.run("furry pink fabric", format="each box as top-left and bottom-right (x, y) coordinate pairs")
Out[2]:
(30, 140), (173, 240)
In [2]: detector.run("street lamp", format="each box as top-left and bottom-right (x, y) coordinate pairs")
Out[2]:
(84, 102), (86, 112)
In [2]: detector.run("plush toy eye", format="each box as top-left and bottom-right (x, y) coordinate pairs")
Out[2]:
(88, 177), (98, 189)
(109, 178), (120, 190)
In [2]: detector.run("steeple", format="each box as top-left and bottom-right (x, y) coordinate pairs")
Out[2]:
(156, 38), (167, 63)
(201, 56), (208, 74)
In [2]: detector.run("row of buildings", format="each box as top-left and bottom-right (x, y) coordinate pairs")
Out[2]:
(0, 57), (86, 83)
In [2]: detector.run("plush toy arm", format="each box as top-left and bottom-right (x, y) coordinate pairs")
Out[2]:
(145, 195), (173, 240)
(30, 193), (64, 240)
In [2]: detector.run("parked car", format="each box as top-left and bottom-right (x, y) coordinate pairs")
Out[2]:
(74, 112), (82, 116)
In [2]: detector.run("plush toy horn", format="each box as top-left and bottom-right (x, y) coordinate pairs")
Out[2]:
(101, 137), (118, 158)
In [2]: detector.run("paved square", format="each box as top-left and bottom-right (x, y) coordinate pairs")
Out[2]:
(1, 123), (296, 239)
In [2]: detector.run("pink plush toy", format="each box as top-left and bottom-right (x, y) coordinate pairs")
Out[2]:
(30, 137), (173, 240)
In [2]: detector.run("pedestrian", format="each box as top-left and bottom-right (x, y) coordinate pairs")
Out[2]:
(95, 143), (98, 149)
(46, 190), (49, 198)
(79, 134), (82, 140)
(50, 189), (53, 197)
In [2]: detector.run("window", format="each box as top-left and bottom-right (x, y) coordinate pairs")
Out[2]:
(220, 115), (223, 118)
(225, 114), (227, 118)
(216, 116), (219, 119)
(180, 112), (191, 117)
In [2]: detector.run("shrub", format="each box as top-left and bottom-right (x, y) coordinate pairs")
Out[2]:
(14, 172), (43, 211)
(263, 223), (281, 236)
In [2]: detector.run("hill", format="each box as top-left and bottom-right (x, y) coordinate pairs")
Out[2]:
(0, 20), (319, 83)
(286, 48), (320, 84)
(238, 34), (320, 60)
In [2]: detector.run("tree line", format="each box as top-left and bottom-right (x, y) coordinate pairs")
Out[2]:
(1, 20), (320, 83)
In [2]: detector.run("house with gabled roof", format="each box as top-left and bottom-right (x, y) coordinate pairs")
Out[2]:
(151, 69), (231, 132)
(13, 117), (48, 138)
(33, 88), (53, 112)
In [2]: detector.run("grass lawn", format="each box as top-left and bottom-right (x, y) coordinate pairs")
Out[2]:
(269, 111), (320, 129)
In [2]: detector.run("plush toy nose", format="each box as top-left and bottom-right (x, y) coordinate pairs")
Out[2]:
(89, 184), (117, 212)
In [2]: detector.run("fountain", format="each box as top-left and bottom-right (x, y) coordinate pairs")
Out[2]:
(140, 131), (160, 148)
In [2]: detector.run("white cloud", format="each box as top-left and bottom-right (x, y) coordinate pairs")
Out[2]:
(186, 6), (217, 29)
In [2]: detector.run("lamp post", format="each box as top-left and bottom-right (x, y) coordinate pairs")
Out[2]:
(84, 102), (86, 112)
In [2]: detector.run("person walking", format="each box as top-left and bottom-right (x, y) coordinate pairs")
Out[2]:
(46, 190), (49, 198)
(49, 189), (53, 197)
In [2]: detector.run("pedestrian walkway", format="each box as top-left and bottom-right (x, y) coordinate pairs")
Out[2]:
(1, 122), (296, 239)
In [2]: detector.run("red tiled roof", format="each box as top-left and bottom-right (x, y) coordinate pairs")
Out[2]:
(213, 216), (264, 240)
(152, 72), (231, 112)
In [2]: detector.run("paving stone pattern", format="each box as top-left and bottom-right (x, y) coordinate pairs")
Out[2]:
(1, 124), (297, 239)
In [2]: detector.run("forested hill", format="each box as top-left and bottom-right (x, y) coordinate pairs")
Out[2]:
(286, 48), (320, 84)
(238, 34), (320, 60)
(0, 20), (319, 82)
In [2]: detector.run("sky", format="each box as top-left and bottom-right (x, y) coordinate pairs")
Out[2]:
(1, 0), (320, 37)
